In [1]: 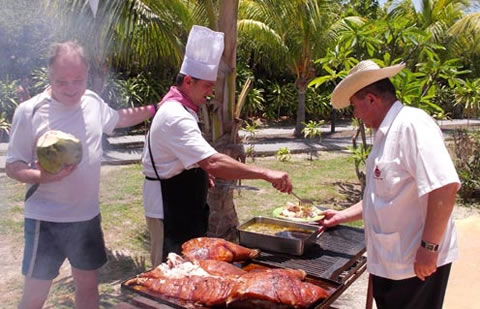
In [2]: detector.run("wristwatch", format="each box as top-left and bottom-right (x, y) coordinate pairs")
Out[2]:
(421, 240), (439, 252)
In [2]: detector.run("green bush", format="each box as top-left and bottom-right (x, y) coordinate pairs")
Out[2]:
(0, 79), (20, 123)
(276, 147), (292, 162)
(453, 130), (480, 201)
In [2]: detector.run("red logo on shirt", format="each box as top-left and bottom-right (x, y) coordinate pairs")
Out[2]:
(374, 166), (381, 178)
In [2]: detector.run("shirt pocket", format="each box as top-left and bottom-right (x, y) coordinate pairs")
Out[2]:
(372, 159), (402, 198)
(370, 231), (401, 263)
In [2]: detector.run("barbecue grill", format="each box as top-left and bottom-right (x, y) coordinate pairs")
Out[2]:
(120, 224), (366, 309)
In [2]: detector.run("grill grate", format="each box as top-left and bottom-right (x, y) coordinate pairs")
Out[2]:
(253, 225), (365, 283)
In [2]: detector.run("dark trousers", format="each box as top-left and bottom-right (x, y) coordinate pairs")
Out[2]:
(372, 263), (452, 309)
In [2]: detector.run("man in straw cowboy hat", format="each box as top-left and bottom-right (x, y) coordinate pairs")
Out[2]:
(142, 25), (292, 266)
(321, 60), (460, 309)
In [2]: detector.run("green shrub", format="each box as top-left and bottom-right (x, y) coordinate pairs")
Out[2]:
(0, 79), (20, 123)
(276, 147), (291, 162)
(453, 130), (480, 201)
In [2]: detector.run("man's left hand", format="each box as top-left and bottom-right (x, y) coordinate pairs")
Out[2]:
(414, 246), (439, 281)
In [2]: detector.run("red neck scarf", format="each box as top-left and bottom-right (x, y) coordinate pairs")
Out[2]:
(159, 86), (199, 113)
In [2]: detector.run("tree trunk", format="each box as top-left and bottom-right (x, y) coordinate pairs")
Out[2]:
(294, 85), (306, 137)
(206, 0), (242, 241)
(330, 109), (336, 133)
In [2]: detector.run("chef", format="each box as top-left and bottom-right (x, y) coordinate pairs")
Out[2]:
(142, 25), (293, 267)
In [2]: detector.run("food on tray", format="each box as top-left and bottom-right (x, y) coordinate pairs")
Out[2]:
(182, 237), (260, 262)
(229, 268), (329, 308)
(243, 222), (314, 239)
(125, 252), (329, 308)
(36, 130), (82, 174)
(273, 203), (325, 222)
(197, 259), (247, 278)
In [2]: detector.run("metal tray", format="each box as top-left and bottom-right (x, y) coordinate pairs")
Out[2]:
(237, 216), (322, 256)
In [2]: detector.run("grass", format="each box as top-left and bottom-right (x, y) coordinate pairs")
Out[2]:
(0, 153), (364, 308)
(2, 151), (476, 308)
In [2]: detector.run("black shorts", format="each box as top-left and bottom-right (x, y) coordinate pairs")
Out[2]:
(22, 215), (108, 280)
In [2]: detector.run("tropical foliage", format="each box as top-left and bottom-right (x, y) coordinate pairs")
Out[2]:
(1, 0), (480, 201)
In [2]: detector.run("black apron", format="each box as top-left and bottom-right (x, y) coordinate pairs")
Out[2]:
(160, 168), (210, 260)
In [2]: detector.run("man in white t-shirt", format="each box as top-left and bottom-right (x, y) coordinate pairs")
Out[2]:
(321, 60), (460, 309)
(142, 26), (293, 267)
(6, 41), (158, 309)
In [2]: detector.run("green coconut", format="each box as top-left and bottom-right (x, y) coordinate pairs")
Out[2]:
(36, 130), (83, 174)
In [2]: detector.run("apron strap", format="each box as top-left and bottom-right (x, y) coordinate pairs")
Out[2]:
(147, 130), (162, 181)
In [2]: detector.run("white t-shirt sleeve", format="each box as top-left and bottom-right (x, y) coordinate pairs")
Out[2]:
(402, 113), (460, 197)
(6, 103), (35, 164)
(86, 91), (119, 135)
(100, 101), (119, 135)
(161, 104), (216, 169)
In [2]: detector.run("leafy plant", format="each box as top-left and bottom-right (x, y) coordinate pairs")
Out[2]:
(455, 78), (480, 118)
(241, 87), (265, 119)
(0, 79), (20, 124)
(103, 72), (165, 110)
(31, 67), (49, 94)
(453, 130), (480, 201)
(243, 121), (258, 161)
(275, 147), (291, 162)
(0, 112), (11, 142)
(264, 81), (297, 120)
(301, 120), (325, 161)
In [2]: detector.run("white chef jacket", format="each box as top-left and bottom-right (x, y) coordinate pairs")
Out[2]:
(363, 101), (460, 280)
(141, 100), (217, 219)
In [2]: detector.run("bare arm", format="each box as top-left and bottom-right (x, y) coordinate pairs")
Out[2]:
(197, 153), (292, 193)
(115, 104), (157, 129)
(6, 161), (75, 184)
(321, 200), (363, 228)
(414, 182), (458, 280)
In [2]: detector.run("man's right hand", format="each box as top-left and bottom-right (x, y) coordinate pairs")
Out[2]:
(266, 170), (292, 193)
(6, 160), (76, 184)
(37, 163), (76, 183)
(319, 209), (343, 229)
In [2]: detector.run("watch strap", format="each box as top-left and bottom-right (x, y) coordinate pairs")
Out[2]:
(421, 240), (439, 252)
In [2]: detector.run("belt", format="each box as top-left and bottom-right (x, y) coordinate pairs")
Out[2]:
(145, 176), (160, 181)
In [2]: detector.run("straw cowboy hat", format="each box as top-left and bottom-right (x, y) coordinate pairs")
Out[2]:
(331, 60), (405, 109)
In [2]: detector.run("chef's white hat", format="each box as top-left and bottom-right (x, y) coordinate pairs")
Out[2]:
(180, 25), (225, 82)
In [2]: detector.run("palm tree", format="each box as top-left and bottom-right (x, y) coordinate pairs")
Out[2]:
(44, 0), (245, 241)
(238, 0), (339, 136)
(45, 0), (192, 93)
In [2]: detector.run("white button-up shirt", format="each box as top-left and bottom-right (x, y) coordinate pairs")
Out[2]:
(363, 101), (459, 280)
(141, 100), (217, 219)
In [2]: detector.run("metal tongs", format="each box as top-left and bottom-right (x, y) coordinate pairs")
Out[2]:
(290, 191), (314, 206)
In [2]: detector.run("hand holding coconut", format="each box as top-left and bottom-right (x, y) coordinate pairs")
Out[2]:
(36, 130), (82, 174)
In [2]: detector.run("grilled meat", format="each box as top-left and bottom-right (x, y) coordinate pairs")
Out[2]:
(125, 241), (329, 308)
(127, 276), (235, 306)
(182, 237), (260, 262)
(229, 269), (329, 308)
(197, 259), (247, 278)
